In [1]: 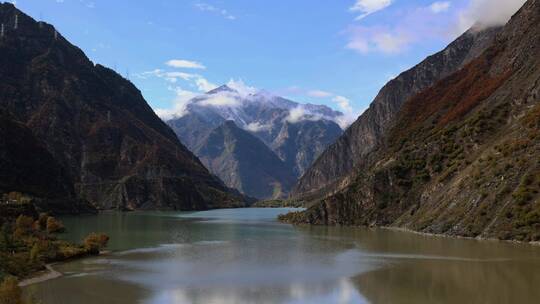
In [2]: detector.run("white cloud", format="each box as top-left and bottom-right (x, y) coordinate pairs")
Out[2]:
(350, 0), (393, 20)
(430, 1), (451, 13)
(195, 2), (236, 20)
(245, 122), (272, 133)
(166, 59), (206, 69)
(372, 32), (410, 54)
(139, 69), (216, 92)
(154, 87), (199, 120)
(346, 39), (370, 53)
(347, 26), (411, 54)
(195, 77), (218, 92)
(332, 96), (353, 114)
(455, 0), (526, 33)
(285, 106), (321, 124)
(227, 79), (258, 97)
(199, 92), (241, 107)
(332, 96), (363, 129)
(345, 0), (526, 56)
(275, 86), (362, 128)
(307, 90), (333, 98)
(139, 69), (197, 83)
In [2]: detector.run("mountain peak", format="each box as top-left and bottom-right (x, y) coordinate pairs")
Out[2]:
(222, 120), (238, 128)
(0, 4), (246, 211)
(207, 84), (237, 94)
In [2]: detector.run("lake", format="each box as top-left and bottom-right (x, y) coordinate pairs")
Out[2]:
(24, 208), (540, 304)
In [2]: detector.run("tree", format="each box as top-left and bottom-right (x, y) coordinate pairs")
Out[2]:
(0, 277), (26, 304)
(45, 217), (64, 234)
(37, 214), (48, 231)
(0, 224), (13, 252)
(83, 233), (109, 254)
(29, 244), (39, 263)
(13, 216), (33, 238)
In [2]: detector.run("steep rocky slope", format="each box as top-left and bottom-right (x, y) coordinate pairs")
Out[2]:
(282, 0), (540, 242)
(271, 119), (343, 177)
(0, 3), (245, 212)
(0, 110), (93, 213)
(195, 121), (296, 199)
(292, 25), (501, 200)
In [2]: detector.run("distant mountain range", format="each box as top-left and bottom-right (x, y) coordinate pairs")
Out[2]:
(283, 0), (540, 242)
(166, 85), (343, 199)
(0, 3), (246, 213)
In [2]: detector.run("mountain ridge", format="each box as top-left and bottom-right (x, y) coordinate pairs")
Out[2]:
(166, 87), (344, 198)
(292, 25), (502, 201)
(195, 120), (296, 199)
(0, 3), (246, 212)
(281, 0), (540, 242)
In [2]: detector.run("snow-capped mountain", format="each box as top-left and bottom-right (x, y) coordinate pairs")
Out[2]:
(165, 85), (344, 199)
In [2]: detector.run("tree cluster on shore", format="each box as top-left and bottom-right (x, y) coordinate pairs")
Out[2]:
(0, 214), (109, 303)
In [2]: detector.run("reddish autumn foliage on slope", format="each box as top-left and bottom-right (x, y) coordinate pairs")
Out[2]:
(391, 46), (512, 142)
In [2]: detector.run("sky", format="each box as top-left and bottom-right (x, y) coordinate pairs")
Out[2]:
(7, 0), (526, 126)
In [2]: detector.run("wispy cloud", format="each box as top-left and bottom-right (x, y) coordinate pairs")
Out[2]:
(226, 79), (258, 97)
(430, 1), (451, 14)
(166, 59), (206, 69)
(137, 69), (217, 93)
(199, 92), (241, 107)
(285, 106), (323, 124)
(279, 86), (361, 128)
(245, 122), (272, 132)
(194, 2), (236, 20)
(332, 95), (364, 129)
(345, 0), (526, 56)
(455, 0), (526, 34)
(345, 2), (460, 55)
(154, 86), (199, 120)
(346, 25), (412, 54)
(350, 0), (393, 20)
(307, 90), (333, 98)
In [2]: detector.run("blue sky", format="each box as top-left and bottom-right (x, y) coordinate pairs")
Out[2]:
(8, 0), (525, 123)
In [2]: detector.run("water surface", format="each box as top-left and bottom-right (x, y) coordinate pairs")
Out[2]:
(24, 208), (540, 304)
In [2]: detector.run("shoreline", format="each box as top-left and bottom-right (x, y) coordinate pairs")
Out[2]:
(18, 264), (62, 287)
(381, 226), (540, 247)
(281, 216), (540, 247)
(18, 250), (112, 287)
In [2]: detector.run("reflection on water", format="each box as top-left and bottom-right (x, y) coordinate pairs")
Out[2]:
(24, 209), (540, 304)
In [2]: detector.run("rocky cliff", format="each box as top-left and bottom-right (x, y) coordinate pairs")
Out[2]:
(0, 3), (245, 212)
(282, 0), (540, 242)
(195, 121), (296, 199)
(292, 25), (501, 200)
